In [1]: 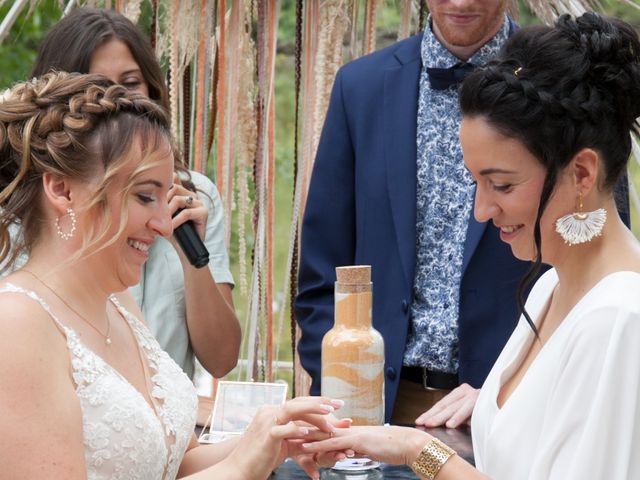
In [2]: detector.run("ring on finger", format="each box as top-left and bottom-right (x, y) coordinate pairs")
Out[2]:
(185, 195), (194, 206)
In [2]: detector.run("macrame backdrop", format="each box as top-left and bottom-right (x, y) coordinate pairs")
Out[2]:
(2, 0), (639, 397)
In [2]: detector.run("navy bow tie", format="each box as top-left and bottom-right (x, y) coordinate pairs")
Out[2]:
(426, 62), (475, 90)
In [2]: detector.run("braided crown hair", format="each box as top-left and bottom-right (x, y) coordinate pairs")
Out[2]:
(459, 12), (640, 331)
(0, 71), (172, 271)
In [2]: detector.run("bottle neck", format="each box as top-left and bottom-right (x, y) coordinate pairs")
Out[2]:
(334, 283), (372, 329)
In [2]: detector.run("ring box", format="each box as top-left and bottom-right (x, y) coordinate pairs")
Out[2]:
(198, 380), (288, 444)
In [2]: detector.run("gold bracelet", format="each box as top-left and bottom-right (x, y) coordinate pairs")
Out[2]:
(411, 437), (457, 480)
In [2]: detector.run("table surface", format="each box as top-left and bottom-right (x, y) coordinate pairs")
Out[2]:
(271, 426), (473, 479)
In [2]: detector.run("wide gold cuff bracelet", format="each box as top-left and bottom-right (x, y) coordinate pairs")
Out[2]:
(411, 437), (457, 480)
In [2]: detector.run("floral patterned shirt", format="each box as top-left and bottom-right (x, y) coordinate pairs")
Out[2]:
(403, 16), (511, 373)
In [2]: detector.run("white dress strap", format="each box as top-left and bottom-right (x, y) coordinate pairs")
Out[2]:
(0, 282), (197, 479)
(0, 282), (71, 338)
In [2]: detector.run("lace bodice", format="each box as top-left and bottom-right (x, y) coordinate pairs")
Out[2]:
(1, 283), (197, 480)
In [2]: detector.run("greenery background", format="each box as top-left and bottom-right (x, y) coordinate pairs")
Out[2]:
(1, 0), (639, 388)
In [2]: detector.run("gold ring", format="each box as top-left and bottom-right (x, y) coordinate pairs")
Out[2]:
(185, 195), (194, 206)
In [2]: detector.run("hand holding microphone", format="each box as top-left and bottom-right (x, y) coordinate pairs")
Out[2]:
(169, 182), (209, 268)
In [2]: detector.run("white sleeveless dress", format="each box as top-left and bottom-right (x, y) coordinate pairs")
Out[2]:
(1, 283), (198, 480)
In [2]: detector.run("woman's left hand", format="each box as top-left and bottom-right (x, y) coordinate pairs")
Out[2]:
(301, 425), (432, 468)
(167, 173), (208, 241)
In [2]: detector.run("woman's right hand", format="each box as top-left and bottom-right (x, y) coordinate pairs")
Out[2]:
(227, 396), (343, 479)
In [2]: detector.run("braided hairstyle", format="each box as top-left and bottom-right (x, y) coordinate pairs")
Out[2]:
(0, 71), (173, 271)
(459, 13), (640, 331)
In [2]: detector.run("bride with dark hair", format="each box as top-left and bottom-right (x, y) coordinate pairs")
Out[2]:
(303, 12), (640, 480)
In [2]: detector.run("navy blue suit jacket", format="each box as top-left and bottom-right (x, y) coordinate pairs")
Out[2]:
(295, 31), (629, 422)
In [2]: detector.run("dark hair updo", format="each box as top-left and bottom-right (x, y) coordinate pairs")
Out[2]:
(459, 12), (640, 330)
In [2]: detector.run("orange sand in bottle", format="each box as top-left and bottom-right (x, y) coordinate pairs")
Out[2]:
(322, 290), (384, 426)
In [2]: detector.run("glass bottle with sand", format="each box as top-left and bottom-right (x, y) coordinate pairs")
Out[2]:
(321, 265), (385, 426)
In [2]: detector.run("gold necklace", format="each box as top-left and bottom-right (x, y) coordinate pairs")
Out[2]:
(22, 269), (112, 345)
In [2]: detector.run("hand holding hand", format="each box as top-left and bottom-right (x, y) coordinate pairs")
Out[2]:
(415, 383), (479, 428)
(290, 414), (353, 480)
(301, 425), (432, 468)
(229, 396), (343, 480)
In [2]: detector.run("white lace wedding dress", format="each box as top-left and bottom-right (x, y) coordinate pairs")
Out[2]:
(2, 283), (198, 480)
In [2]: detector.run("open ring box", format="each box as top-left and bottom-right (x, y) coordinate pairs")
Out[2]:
(198, 380), (288, 444)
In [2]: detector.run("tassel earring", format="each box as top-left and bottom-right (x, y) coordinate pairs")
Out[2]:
(555, 194), (606, 246)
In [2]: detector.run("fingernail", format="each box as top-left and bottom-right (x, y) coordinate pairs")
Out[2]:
(321, 404), (335, 413)
(330, 399), (345, 407)
(299, 427), (309, 435)
(302, 443), (312, 449)
(346, 452), (355, 458)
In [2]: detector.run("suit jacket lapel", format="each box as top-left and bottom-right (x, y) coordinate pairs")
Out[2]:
(384, 36), (422, 291)
(461, 199), (487, 275)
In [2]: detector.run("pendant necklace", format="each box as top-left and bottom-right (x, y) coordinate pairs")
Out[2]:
(22, 269), (112, 345)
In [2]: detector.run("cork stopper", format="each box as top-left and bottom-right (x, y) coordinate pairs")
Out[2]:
(336, 265), (371, 285)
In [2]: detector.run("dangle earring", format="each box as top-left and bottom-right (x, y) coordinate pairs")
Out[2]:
(555, 193), (606, 245)
(55, 207), (77, 240)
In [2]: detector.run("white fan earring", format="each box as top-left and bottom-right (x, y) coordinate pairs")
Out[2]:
(555, 194), (606, 246)
(55, 207), (77, 240)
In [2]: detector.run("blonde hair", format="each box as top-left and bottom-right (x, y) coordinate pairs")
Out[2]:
(0, 71), (173, 271)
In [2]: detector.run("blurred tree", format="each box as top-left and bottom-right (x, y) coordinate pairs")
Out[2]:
(0, 0), (61, 89)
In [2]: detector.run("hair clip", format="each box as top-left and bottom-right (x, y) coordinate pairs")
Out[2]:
(514, 67), (523, 77)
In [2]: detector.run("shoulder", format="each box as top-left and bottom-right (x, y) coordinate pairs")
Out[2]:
(0, 285), (69, 376)
(189, 170), (222, 204)
(189, 170), (216, 192)
(581, 272), (640, 317)
(337, 33), (423, 82)
(568, 272), (640, 349)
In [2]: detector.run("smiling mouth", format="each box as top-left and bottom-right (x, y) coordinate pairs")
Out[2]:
(499, 225), (524, 234)
(127, 239), (151, 253)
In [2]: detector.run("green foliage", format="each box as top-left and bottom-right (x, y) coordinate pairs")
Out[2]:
(0, 0), (62, 89)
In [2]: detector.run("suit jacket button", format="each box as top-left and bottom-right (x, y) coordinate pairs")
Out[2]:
(386, 367), (397, 381)
(401, 299), (409, 314)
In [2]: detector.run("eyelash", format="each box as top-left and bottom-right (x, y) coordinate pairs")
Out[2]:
(492, 184), (513, 193)
(123, 81), (141, 89)
(136, 194), (154, 204)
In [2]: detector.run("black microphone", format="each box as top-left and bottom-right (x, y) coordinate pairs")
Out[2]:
(173, 208), (209, 268)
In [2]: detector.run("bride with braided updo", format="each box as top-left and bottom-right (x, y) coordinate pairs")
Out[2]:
(0, 72), (342, 479)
